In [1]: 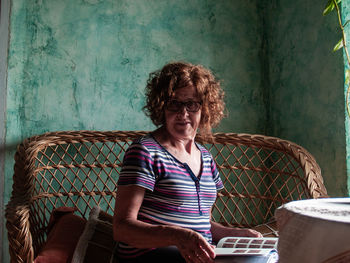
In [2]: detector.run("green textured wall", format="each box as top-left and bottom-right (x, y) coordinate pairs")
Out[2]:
(2, 0), (349, 262)
(266, 0), (347, 197)
(3, 1), (265, 262)
(5, 0), (266, 200)
(343, 0), (350, 197)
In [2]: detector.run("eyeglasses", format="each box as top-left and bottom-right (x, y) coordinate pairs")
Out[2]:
(166, 100), (202, 112)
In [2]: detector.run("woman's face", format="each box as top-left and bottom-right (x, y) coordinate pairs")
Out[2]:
(164, 85), (202, 141)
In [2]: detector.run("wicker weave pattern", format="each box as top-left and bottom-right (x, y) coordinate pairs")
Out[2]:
(5, 130), (328, 263)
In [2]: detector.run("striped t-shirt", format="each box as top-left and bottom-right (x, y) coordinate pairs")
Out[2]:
(116, 134), (224, 258)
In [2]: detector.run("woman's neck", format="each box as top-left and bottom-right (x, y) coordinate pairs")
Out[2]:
(153, 127), (202, 177)
(153, 127), (197, 155)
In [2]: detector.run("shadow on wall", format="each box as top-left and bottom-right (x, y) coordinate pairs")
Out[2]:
(0, 142), (22, 158)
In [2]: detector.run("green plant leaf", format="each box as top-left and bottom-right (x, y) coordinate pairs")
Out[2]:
(333, 38), (344, 51)
(346, 69), (350, 86)
(344, 20), (350, 28)
(323, 0), (335, 16)
(323, 0), (341, 15)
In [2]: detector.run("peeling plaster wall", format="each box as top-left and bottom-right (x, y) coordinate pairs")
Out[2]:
(3, 1), (264, 262)
(5, 0), (264, 142)
(4, 0), (265, 204)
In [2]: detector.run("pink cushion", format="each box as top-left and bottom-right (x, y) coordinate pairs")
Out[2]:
(34, 207), (86, 263)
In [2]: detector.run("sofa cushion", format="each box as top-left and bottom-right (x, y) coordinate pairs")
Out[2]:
(71, 206), (116, 263)
(34, 207), (86, 263)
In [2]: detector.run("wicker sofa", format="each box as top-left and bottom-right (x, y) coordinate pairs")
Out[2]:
(5, 130), (328, 263)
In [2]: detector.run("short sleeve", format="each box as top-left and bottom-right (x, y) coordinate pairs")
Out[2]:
(117, 142), (156, 191)
(211, 158), (224, 191)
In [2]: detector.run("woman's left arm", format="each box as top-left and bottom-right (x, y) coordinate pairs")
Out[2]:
(210, 221), (262, 244)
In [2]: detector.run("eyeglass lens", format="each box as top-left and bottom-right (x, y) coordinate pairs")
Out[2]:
(166, 100), (201, 112)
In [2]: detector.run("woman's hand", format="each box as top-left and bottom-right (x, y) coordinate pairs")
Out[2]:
(175, 228), (216, 263)
(224, 227), (263, 238)
(210, 221), (263, 244)
(114, 185), (215, 262)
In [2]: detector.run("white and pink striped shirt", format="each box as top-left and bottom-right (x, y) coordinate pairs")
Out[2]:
(117, 134), (223, 258)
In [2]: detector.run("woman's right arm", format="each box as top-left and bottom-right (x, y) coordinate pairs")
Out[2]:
(113, 184), (216, 262)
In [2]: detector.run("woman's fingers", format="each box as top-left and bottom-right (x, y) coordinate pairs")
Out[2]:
(177, 229), (215, 263)
(198, 244), (216, 263)
(243, 229), (263, 237)
(228, 228), (263, 237)
(181, 246), (213, 263)
(184, 249), (214, 263)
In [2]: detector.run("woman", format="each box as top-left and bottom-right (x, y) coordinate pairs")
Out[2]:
(113, 62), (261, 263)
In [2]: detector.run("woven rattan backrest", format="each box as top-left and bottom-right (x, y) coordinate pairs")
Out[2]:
(200, 133), (327, 227)
(6, 130), (327, 261)
(8, 131), (147, 255)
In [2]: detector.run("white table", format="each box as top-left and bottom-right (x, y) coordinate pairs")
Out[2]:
(275, 198), (350, 263)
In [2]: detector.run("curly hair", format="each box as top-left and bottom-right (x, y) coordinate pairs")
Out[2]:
(143, 61), (226, 139)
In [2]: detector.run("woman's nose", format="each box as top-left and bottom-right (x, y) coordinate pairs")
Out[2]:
(177, 105), (189, 115)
